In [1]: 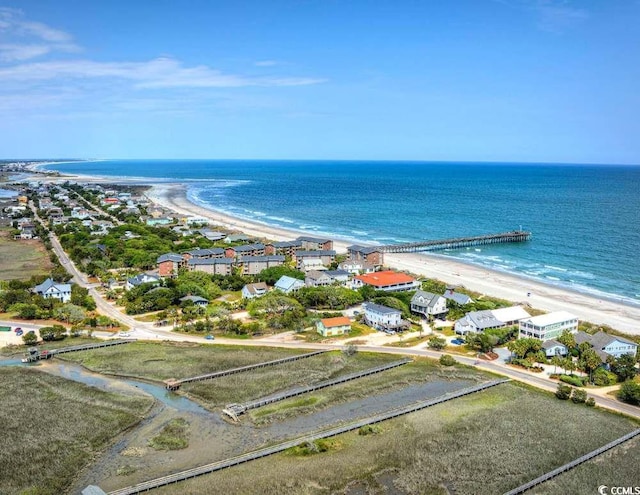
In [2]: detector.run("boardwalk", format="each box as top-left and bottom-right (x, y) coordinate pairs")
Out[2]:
(223, 358), (412, 420)
(164, 350), (328, 390)
(107, 379), (508, 495)
(22, 339), (135, 362)
(379, 230), (531, 253)
(503, 428), (640, 495)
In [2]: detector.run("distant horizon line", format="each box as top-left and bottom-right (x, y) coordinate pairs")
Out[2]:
(5, 157), (640, 167)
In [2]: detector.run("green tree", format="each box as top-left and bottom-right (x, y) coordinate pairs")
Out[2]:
(22, 330), (38, 346)
(258, 265), (304, 285)
(571, 388), (588, 404)
(555, 383), (572, 400)
(608, 353), (638, 382)
(617, 381), (640, 406)
(39, 325), (67, 341)
(563, 357), (576, 376)
(550, 355), (564, 374)
(427, 336), (447, 350)
(507, 338), (541, 359)
(557, 329), (576, 350)
(579, 348), (602, 384)
(54, 304), (87, 324)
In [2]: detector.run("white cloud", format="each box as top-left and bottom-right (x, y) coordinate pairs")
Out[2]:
(0, 7), (80, 60)
(0, 57), (325, 88)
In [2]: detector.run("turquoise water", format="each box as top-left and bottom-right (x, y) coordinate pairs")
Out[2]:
(48, 160), (640, 305)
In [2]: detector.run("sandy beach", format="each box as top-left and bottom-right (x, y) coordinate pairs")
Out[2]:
(144, 183), (640, 336)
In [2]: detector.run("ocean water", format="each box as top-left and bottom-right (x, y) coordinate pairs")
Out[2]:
(47, 160), (640, 305)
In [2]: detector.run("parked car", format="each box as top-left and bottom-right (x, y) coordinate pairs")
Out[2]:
(15, 330), (23, 336)
(205, 334), (215, 340)
(451, 338), (465, 345)
(13, 327), (22, 333)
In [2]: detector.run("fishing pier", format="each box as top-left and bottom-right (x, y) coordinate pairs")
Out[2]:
(379, 230), (531, 253)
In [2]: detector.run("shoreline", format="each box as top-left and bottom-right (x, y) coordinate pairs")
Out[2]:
(10, 166), (640, 335)
(146, 182), (640, 336)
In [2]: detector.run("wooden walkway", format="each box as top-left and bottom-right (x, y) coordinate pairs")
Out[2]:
(22, 339), (135, 362)
(107, 379), (508, 495)
(223, 358), (412, 420)
(379, 230), (531, 253)
(503, 428), (640, 494)
(164, 350), (328, 390)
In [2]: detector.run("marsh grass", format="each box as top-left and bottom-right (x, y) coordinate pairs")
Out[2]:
(149, 418), (190, 451)
(182, 351), (403, 409)
(59, 341), (306, 381)
(151, 382), (638, 495)
(0, 367), (152, 495)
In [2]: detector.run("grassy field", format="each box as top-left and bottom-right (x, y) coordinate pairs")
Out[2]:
(533, 435), (640, 494)
(59, 341), (307, 381)
(0, 367), (152, 495)
(0, 228), (53, 280)
(149, 382), (638, 495)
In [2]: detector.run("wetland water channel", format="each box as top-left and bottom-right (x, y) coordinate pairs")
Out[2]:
(1, 357), (475, 493)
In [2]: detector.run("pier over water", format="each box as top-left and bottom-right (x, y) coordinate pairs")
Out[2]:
(380, 230), (531, 253)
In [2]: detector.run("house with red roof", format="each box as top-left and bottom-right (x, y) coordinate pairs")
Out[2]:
(316, 317), (352, 337)
(353, 270), (420, 292)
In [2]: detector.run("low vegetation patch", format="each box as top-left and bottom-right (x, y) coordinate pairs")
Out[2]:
(151, 382), (638, 495)
(149, 418), (190, 451)
(0, 367), (152, 495)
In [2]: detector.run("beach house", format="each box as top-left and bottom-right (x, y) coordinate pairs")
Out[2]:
(410, 290), (448, 319)
(443, 288), (474, 305)
(353, 270), (420, 292)
(363, 302), (408, 332)
(126, 273), (161, 291)
(33, 278), (72, 303)
(316, 317), (352, 337)
(242, 282), (269, 299)
(518, 311), (578, 341)
(574, 331), (638, 361)
(274, 275), (305, 294)
(455, 306), (531, 335)
(541, 340), (568, 358)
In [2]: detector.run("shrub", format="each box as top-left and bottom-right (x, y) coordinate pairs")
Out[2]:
(560, 374), (584, 387)
(427, 336), (447, 350)
(439, 354), (456, 367)
(358, 424), (382, 436)
(585, 397), (596, 407)
(555, 383), (572, 400)
(593, 368), (618, 387)
(617, 381), (640, 406)
(571, 388), (587, 404)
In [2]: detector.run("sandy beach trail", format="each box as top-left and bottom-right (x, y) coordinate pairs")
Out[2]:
(145, 183), (640, 336)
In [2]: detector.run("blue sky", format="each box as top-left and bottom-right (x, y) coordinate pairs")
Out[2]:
(1, 1), (639, 163)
